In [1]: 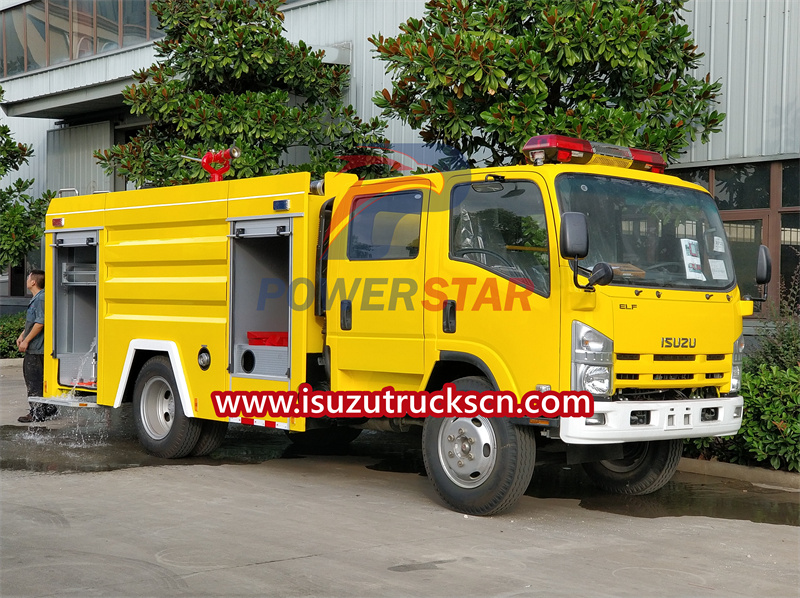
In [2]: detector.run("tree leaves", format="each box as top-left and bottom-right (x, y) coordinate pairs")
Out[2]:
(0, 87), (54, 270)
(96, 0), (390, 187)
(370, 0), (725, 166)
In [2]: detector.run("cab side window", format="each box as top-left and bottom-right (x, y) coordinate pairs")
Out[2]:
(348, 190), (423, 260)
(451, 180), (550, 296)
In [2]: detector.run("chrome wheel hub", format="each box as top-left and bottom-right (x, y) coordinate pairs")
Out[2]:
(140, 376), (175, 440)
(437, 417), (497, 488)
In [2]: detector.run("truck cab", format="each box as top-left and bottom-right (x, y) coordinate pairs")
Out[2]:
(319, 135), (766, 512)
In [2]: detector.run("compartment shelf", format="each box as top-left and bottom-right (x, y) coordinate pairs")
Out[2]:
(62, 263), (97, 286)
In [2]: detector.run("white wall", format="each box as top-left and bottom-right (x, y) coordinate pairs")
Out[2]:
(282, 0), (426, 146)
(0, 113), (53, 197)
(678, 0), (800, 164)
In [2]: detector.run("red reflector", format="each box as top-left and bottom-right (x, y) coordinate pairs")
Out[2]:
(630, 148), (666, 173)
(556, 149), (572, 163)
(52, 218), (65, 227)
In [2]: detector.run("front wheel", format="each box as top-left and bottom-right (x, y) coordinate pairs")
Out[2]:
(581, 439), (683, 495)
(422, 376), (536, 516)
(133, 356), (202, 459)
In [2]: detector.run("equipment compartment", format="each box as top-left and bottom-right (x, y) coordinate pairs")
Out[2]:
(230, 219), (292, 379)
(53, 233), (98, 388)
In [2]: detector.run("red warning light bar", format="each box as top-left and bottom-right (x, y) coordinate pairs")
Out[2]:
(523, 135), (665, 173)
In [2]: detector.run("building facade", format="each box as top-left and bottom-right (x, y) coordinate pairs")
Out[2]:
(1, 0), (798, 316)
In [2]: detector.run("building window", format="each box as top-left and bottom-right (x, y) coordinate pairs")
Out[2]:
(671, 159), (800, 312)
(0, 0), (164, 78)
(783, 161), (799, 208)
(0, 245), (43, 298)
(48, 0), (70, 65)
(3, 7), (26, 76)
(781, 213), (800, 311)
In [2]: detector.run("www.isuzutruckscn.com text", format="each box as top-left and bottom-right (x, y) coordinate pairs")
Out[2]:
(210, 384), (593, 419)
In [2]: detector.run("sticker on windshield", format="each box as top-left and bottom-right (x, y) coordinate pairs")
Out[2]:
(713, 236), (725, 253)
(680, 239), (706, 281)
(709, 259), (728, 280)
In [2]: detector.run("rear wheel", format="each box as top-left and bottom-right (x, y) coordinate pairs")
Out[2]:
(582, 439), (682, 495)
(189, 420), (229, 457)
(133, 356), (202, 458)
(422, 376), (536, 516)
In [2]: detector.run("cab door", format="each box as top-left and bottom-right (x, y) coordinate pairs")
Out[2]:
(326, 179), (431, 391)
(424, 171), (562, 396)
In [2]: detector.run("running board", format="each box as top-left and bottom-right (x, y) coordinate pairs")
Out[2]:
(28, 396), (101, 408)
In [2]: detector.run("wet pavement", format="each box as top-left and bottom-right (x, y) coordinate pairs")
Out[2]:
(2, 362), (799, 598)
(1, 402), (797, 527)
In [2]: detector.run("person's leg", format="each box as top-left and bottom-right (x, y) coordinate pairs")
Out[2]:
(21, 353), (38, 420)
(22, 353), (52, 421)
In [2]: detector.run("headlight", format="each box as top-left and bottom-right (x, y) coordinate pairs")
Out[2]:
(572, 321), (613, 397)
(582, 365), (611, 395)
(731, 334), (744, 393)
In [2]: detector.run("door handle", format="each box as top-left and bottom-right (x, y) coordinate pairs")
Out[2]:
(443, 300), (456, 333)
(341, 300), (352, 331)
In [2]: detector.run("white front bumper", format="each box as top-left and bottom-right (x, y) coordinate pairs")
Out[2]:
(558, 396), (743, 444)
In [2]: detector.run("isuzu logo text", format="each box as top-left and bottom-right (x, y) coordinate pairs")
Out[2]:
(661, 337), (697, 348)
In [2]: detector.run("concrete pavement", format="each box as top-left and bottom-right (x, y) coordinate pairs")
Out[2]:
(1, 359), (799, 597)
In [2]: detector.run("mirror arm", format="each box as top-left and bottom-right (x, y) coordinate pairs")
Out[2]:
(572, 257), (596, 292)
(743, 284), (768, 303)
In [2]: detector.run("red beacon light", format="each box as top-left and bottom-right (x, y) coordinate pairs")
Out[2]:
(522, 134), (665, 174)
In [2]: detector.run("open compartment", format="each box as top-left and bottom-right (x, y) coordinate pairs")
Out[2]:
(230, 218), (292, 379)
(53, 231), (98, 388)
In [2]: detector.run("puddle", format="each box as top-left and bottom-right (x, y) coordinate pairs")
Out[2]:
(2, 411), (797, 526)
(526, 463), (800, 526)
(0, 405), (294, 472)
(355, 429), (427, 475)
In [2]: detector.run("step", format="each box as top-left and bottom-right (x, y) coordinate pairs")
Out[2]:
(28, 395), (101, 408)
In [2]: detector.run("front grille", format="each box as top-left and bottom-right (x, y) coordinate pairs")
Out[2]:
(654, 354), (696, 362)
(617, 353), (640, 361)
(611, 386), (722, 401)
(614, 354), (730, 389)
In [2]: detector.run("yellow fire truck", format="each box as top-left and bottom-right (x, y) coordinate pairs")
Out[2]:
(37, 135), (770, 515)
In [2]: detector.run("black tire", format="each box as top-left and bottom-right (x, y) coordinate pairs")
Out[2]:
(422, 376), (536, 516)
(132, 356), (202, 458)
(582, 439), (683, 495)
(285, 426), (362, 452)
(189, 420), (229, 457)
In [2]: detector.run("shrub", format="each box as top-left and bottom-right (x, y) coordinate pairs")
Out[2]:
(739, 365), (800, 471)
(687, 365), (800, 472)
(744, 252), (800, 374)
(0, 311), (24, 358)
(689, 257), (800, 471)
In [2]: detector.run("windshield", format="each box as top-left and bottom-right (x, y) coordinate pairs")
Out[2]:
(556, 174), (735, 290)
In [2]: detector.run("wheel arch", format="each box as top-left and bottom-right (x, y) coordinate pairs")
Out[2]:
(114, 340), (195, 417)
(425, 351), (499, 391)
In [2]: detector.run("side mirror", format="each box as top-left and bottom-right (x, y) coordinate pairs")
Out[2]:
(560, 212), (589, 260)
(756, 244), (771, 285)
(588, 262), (614, 287)
(744, 245), (772, 302)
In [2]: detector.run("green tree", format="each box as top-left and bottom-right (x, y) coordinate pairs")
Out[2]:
(370, 0), (725, 166)
(96, 0), (389, 187)
(0, 87), (53, 270)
